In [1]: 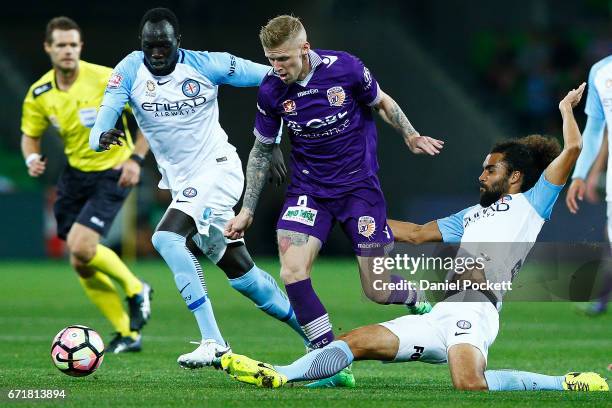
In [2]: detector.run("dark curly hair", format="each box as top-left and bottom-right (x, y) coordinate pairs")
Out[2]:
(139, 7), (180, 37)
(491, 134), (561, 192)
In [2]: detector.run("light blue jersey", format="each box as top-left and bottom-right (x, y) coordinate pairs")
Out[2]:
(438, 173), (563, 243)
(90, 49), (270, 190)
(437, 174), (564, 305)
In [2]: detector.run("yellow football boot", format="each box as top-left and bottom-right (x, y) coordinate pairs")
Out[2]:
(562, 372), (609, 391)
(221, 353), (287, 389)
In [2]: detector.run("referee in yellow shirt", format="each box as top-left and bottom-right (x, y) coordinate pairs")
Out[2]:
(20, 16), (152, 353)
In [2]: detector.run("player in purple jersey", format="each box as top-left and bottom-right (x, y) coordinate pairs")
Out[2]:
(225, 15), (443, 383)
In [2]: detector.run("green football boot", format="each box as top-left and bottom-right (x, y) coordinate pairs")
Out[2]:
(304, 365), (356, 388)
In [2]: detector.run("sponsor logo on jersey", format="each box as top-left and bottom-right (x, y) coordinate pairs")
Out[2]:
(182, 79), (201, 97)
(141, 97), (207, 116)
(321, 55), (338, 67)
(228, 55), (237, 76)
(358, 215), (376, 239)
(456, 320), (472, 329)
(32, 82), (52, 98)
(78, 108), (97, 128)
(297, 88), (319, 98)
(282, 205), (317, 226)
(183, 187), (197, 198)
(327, 86), (346, 107)
(107, 72), (123, 89)
(283, 99), (296, 113)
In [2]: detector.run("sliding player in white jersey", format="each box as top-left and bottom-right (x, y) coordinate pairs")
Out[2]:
(89, 8), (308, 368)
(221, 84), (609, 391)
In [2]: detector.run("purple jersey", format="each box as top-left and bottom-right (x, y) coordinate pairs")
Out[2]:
(254, 49), (382, 198)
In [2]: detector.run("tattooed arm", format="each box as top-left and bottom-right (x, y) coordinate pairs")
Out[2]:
(373, 89), (444, 156)
(224, 140), (274, 239)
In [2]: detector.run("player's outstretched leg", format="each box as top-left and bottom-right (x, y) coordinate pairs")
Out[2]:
(152, 230), (229, 368)
(485, 370), (609, 391)
(217, 243), (309, 344)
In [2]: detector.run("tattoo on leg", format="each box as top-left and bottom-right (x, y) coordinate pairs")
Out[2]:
(277, 230), (309, 255)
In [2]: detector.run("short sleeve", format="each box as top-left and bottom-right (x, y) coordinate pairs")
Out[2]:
(523, 173), (564, 220)
(253, 88), (281, 144)
(349, 56), (381, 107)
(21, 90), (49, 137)
(186, 51), (269, 87)
(437, 207), (470, 243)
(585, 62), (605, 120)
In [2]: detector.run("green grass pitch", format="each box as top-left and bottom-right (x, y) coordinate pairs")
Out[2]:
(0, 259), (610, 407)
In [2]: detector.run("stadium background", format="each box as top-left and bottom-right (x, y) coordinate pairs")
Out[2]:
(0, 0), (608, 258)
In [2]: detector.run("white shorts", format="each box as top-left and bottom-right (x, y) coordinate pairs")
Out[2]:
(379, 298), (499, 364)
(168, 151), (245, 264)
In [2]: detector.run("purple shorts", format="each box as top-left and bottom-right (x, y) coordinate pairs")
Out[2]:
(276, 177), (394, 256)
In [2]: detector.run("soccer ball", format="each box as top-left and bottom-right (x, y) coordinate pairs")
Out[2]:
(51, 325), (105, 377)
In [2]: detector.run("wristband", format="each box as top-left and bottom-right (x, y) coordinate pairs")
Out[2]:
(25, 153), (41, 167)
(129, 153), (145, 167)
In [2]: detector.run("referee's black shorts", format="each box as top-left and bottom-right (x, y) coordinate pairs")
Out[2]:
(53, 165), (131, 240)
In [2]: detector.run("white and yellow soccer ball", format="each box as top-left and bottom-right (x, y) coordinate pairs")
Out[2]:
(51, 325), (104, 377)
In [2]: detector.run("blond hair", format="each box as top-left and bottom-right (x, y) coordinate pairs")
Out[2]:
(259, 15), (306, 49)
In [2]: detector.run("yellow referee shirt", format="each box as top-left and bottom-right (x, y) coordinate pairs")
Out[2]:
(21, 60), (133, 172)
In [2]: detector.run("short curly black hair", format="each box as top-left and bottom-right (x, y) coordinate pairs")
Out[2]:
(491, 134), (561, 192)
(139, 7), (180, 36)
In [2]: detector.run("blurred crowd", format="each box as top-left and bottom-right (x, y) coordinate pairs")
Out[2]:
(472, 27), (612, 135)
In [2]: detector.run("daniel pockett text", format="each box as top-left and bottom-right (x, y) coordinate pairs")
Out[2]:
(370, 254), (513, 292)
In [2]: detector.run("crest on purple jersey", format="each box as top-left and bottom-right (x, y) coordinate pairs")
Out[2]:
(283, 99), (296, 113)
(326, 86), (346, 107)
(358, 215), (376, 239)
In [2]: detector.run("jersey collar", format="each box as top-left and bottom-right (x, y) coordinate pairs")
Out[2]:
(295, 50), (323, 87)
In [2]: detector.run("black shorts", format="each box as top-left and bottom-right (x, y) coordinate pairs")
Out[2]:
(53, 165), (131, 240)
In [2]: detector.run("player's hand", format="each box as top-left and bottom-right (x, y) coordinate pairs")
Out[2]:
(117, 158), (141, 188)
(26, 154), (47, 177)
(559, 82), (586, 111)
(269, 144), (287, 186)
(98, 128), (125, 151)
(566, 178), (586, 214)
(224, 210), (254, 240)
(405, 133), (444, 155)
(584, 171), (602, 204)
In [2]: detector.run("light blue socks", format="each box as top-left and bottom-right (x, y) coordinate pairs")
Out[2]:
(152, 231), (225, 344)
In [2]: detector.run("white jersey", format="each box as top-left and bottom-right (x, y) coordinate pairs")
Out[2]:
(437, 173), (563, 301)
(95, 49), (269, 190)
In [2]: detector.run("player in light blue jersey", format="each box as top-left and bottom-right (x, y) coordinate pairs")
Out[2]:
(89, 8), (308, 369)
(566, 56), (612, 316)
(221, 85), (608, 391)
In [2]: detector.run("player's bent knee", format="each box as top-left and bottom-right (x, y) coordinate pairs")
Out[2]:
(70, 256), (94, 278)
(67, 240), (97, 263)
(362, 286), (390, 305)
(151, 230), (183, 255)
(452, 378), (488, 391)
(279, 263), (309, 283)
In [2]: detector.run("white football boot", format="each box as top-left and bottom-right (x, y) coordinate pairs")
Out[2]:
(177, 339), (231, 369)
